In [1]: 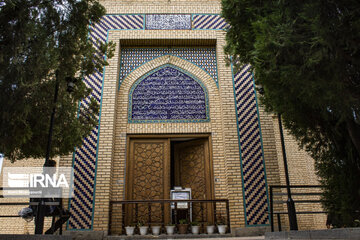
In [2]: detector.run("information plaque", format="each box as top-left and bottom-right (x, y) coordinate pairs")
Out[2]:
(171, 190), (191, 209)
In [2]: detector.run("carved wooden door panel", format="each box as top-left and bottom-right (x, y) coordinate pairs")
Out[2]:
(174, 139), (213, 223)
(126, 139), (170, 225)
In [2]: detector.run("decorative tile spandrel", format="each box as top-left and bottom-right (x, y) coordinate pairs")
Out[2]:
(145, 14), (191, 30)
(129, 66), (209, 122)
(119, 48), (218, 86)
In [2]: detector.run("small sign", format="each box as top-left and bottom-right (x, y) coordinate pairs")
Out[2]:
(171, 188), (191, 209)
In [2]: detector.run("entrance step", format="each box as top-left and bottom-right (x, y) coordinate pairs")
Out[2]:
(106, 234), (233, 239)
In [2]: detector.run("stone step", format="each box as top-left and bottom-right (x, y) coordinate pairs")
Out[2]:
(106, 234), (232, 239)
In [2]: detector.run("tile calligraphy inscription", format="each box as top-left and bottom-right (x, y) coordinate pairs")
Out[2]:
(131, 67), (207, 120)
(145, 14), (191, 30)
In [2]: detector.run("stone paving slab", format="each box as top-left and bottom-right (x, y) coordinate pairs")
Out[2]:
(0, 234), (265, 240)
(174, 237), (265, 240)
(0, 235), (72, 240)
(106, 236), (264, 240)
(265, 227), (360, 239)
(106, 234), (231, 239)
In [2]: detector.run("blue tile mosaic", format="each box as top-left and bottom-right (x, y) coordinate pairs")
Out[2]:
(146, 14), (191, 30)
(232, 64), (269, 226)
(90, 15), (144, 44)
(119, 48), (218, 87)
(192, 14), (230, 30)
(129, 65), (209, 123)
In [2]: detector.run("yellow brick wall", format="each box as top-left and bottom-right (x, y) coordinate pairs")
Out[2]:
(0, 0), (325, 235)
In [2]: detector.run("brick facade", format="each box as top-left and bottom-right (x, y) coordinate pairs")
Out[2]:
(0, 0), (326, 235)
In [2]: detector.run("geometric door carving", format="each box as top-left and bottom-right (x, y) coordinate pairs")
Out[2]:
(126, 137), (213, 225)
(126, 139), (170, 224)
(174, 139), (213, 223)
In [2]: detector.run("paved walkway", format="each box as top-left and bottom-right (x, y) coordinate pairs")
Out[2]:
(174, 237), (264, 240)
(106, 235), (265, 240)
(106, 236), (265, 240)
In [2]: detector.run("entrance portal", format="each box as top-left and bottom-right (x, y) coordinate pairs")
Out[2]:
(125, 135), (214, 225)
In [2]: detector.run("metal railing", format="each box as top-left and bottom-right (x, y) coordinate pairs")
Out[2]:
(269, 185), (326, 232)
(0, 187), (68, 234)
(109, 199), (230, 235)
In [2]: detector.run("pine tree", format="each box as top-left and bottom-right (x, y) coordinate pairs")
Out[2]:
(0, 0), (115, 161)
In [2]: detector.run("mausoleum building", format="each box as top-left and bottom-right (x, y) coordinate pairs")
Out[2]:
(0, 0), (326, 236)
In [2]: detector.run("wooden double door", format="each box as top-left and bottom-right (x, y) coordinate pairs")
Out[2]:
(125, 136), (214, 224)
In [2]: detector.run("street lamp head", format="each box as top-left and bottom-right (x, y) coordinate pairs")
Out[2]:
(65, 77), (77, 93)
(257, 84), (265, 95)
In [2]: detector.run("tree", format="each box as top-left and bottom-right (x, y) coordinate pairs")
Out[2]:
(222, 0), (360, 226)
(0, 0), (115, 161)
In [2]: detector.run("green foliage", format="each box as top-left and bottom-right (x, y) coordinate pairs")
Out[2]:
(190, 221), (199, 226)
(217, 214), (226, 225)
(137, 219), (146, 227)
(354, 219), (360, 227)
(222, 0), (360, 226)
(0, 0), (115, 161)
(179, 219), (188, 225)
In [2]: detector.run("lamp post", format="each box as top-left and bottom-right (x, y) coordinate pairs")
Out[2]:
(257, 85), (298, 230)
(277, 113), (298, 230)
(43, 71), (60, 168)
(34, 71), (76, 234)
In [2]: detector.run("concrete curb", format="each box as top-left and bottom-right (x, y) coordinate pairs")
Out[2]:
(265, 228), (360, 239)
(0, 235), (72, 240)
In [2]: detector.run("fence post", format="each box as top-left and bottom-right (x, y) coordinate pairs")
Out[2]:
(277, 213), (282, 231)
(108, 202), (112, 235)
(148, 203), (152, 227)
(122, 204), (125, 234)
(35, 200), (45, 234)
(270, 186), (274, 232)
(226, 200), (230, 233)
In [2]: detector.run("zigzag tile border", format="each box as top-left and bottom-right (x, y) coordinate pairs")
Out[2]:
(192, 14), (230, 30)
(232, 64), (270, 226)
(68, 14), (229, 230)
(67, 15), (143, 230)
